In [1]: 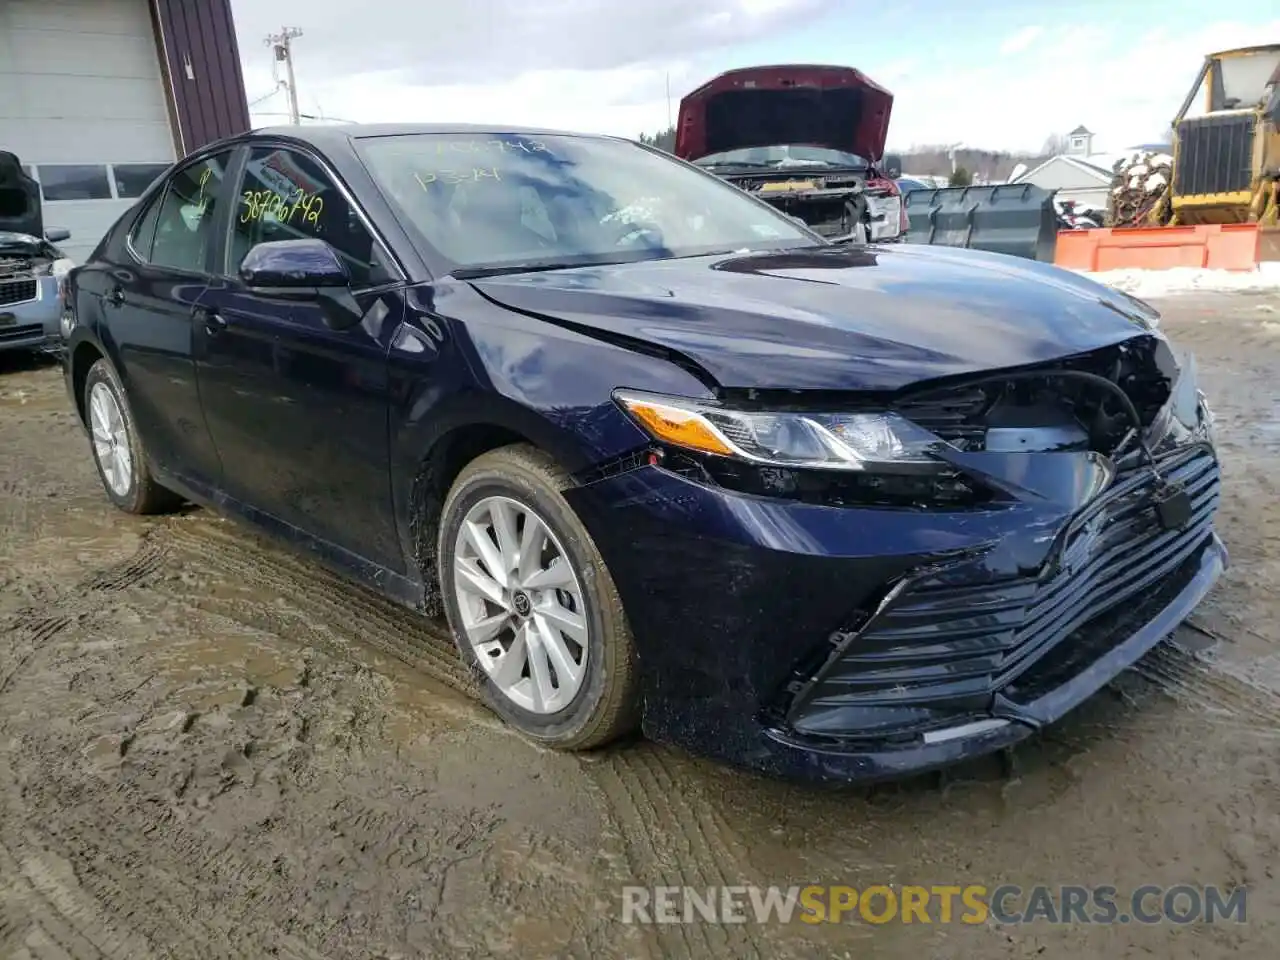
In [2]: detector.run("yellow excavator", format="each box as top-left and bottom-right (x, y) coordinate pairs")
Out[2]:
(1148, 43), (1280, 232)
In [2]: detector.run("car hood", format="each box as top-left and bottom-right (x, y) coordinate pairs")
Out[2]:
(675, 64), (893, 163)
(0, 150), (42, 240)
(467, 244), (1162, 393)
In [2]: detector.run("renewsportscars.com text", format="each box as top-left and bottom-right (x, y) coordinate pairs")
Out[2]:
(620, 884), (1247, 925)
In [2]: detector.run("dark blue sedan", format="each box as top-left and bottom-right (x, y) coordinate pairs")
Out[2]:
(62, 124), (1225, 783)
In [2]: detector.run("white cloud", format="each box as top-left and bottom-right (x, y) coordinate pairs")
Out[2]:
(240, 11), (1280, 156)
(999, 26), (1044, 56)
(882, 19), (1280, 152)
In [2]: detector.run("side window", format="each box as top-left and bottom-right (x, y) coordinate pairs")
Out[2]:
(150, 152), (232, 273)
(150, 152), (231, 273)
(128, 192), (164, 260)
(228, 147), (394, 287)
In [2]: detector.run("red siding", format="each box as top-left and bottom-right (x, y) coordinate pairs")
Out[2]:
(152, 0), (251, 156)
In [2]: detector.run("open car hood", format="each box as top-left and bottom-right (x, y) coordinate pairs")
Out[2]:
(0, 150), (43, 240)
(675, 65), (893, 163)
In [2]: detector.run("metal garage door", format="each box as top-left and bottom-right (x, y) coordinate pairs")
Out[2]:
(0, 0), (176, 261)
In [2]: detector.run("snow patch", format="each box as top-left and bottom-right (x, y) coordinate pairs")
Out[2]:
(1078, 263), (1280, 298)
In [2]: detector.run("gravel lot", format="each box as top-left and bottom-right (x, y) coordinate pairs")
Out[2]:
(2, 291), (1278, 959)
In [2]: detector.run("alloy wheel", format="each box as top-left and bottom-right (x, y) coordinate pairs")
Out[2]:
(89, 382), (133, 496)
(452, 495), (589, 714)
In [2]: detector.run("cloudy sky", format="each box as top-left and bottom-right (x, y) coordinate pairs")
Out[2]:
(230, 0), (1279, 154)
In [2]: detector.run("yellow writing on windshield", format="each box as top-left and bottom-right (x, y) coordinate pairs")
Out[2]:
(240, 187), (324, 225)
(414, 168), (502, 189)
(428, 139), (547, 156)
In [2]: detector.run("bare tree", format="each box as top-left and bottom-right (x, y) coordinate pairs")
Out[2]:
(1041, 133), (1068, 156)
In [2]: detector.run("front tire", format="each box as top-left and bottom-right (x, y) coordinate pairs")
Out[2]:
(83, 359), (182, 515)
(438, 443), (640, 750)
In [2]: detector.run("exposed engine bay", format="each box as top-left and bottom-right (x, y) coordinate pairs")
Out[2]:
(893, 336), (1173, 455)
(1, 235), (62, 274)
(719, 170), (903, 241)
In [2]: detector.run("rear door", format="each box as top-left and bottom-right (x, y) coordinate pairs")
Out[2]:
(194, 143), (407, 572)
(104, 150), (235, 489)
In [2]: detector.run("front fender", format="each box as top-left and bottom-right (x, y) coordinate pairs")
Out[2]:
(386, 283), (714, 604)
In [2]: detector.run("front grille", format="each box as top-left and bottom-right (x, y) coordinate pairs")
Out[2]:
(788, 447), (1219, 725)
(0, 277), (38, 306)
(1174, 114), (1255, 196)
(0, 323), (44, 343)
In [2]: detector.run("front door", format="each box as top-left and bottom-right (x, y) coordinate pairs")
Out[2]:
(194, 144), (406, 573)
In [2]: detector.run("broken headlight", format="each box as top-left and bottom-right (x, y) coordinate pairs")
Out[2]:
(614, 389), (948, 473)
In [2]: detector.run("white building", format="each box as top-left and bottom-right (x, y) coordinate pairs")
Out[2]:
(0, 0), (249, 261)
(1007, 126), (1123, 213)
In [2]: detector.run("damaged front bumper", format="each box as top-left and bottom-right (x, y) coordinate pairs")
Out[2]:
(566, 405), (1223, 783)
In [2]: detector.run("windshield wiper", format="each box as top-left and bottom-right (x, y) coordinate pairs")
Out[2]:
(451, 251), (665, 279)
(450, 261), (587, 279)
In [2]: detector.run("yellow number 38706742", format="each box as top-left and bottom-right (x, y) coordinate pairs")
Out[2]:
(240, 187), (324, 226)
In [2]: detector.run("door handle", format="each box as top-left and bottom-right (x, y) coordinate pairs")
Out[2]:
(105, 287), (125, 307)
(193, 306), (227, 336)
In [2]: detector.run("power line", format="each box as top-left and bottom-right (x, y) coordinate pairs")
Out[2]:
(247, 88), (282, 109)
(264, 27), (303, 125)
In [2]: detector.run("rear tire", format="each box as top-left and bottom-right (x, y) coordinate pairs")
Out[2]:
(437, 443), (640, 750)
(84, 359), (183, 515)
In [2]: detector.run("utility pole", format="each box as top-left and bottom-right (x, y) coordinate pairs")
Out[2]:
(265, 27), (303, 125)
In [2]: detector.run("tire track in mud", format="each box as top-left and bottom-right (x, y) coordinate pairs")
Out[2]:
(583, 748), (765, 960)
(1134, 642), (1280, 733)
(0, 530), (170, 687)
(14, 808), (329, 960)
(0, 835), (160, 960)
(161, 518), (475, 697)
(79, 537), (168, 593)
(162, 515), (768, 958)
(0, 530), (198, 959)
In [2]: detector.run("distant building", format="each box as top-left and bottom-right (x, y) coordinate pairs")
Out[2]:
(1009, 125), (1122, 211)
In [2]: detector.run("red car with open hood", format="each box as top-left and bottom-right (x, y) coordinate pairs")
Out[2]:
(676, 64), (908, 242)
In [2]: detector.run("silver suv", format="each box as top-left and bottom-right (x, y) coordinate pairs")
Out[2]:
(1, 150), (72, 354)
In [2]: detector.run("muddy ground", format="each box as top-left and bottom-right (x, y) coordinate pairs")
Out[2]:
(1, 292), (1278, 960)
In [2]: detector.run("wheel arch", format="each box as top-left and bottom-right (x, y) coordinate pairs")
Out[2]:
(402, 397), (597, 616)
(69, 338), (112, 426)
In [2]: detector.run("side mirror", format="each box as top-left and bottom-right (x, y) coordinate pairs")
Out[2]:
(240, 238), (350, 289)
(239, 238), (361, 331)
(882, 154), (903, 179)
(44, 227), (71, 243)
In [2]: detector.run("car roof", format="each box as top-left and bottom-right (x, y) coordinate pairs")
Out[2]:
(243, 123), (623, 150)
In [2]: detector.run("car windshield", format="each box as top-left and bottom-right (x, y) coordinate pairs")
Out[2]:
(694, 145), (868, 170)
(356, 133), (815, 275)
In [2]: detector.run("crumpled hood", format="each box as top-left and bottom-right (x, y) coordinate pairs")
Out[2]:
(468, 244), (1162, 393)
(675, 65), (893, 162)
